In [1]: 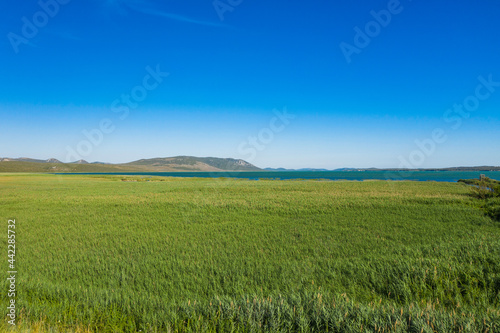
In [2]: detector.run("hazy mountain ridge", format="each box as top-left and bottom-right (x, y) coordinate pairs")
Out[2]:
(1, 156), (499, 173)
(0, 156), (260, 173)
(125, 156), (259, 171)
(0, 157), (63, 164)
(264, 166), (500, 172)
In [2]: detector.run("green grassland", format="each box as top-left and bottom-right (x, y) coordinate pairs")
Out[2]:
(1, 174), (499, 332)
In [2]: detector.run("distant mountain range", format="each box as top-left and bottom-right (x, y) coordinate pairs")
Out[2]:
(0, 156), (499, 173)
(0, 157), (64, 164)
(264, 167), (367, 171)
(264, 168), (332, 171)
(126, 156), (258, 171)
(264, 166), (500, 172)
(0, 156), (260, 173)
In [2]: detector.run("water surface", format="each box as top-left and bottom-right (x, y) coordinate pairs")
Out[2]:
(58, 170), (500, 182)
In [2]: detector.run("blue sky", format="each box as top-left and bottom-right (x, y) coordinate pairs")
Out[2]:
(1, 0), (499, 168)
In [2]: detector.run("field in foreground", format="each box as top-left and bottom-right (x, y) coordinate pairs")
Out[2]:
(1, 174), (499, 332)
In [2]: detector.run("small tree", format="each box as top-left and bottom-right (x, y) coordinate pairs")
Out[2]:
(470, 177), (495, 199)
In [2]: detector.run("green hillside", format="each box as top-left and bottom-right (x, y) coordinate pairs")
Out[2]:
(0, 161), (138, 173)
(126, 156), (260, 171)
(0, 156), (260, 173)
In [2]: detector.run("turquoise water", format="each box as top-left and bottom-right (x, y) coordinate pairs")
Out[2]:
(60, 170), (500, 182)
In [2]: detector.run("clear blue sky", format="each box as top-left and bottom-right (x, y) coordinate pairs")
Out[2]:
(1, 0), (499, 168)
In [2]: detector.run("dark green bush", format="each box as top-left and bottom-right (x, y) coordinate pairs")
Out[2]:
(484, 198), (500, 221)
(459, 177), (500, 221)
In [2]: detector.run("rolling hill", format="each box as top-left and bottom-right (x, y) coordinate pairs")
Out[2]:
(0, 156), (261, 173)
(125, 156), (259, 171)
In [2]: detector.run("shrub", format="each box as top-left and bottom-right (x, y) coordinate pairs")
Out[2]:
(484, 198), (500, 221)
(459, 177), (499, 199)
(459, 177), (500, 221)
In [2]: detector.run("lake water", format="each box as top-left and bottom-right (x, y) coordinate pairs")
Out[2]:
(62, 170), (500, 182)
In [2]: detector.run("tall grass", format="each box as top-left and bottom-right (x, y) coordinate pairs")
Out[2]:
(0, 174), (499, 332)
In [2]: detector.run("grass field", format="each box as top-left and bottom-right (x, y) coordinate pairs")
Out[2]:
(1, 174), (499, 332)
